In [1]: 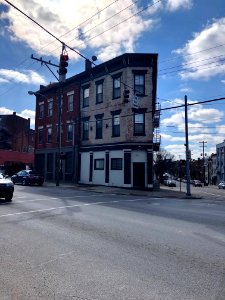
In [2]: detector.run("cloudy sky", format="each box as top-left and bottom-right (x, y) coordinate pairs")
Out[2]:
(0, 0), (225, 159)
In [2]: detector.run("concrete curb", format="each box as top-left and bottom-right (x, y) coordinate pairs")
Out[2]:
(44, 181), (202, 199)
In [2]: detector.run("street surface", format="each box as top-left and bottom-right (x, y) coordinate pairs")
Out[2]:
(0, 184), (225, 299)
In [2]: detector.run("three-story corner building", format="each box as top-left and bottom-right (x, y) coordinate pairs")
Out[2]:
(33, 52), (159, 189)
(34, 82), (80, 182)
(79, 53), (158, 189)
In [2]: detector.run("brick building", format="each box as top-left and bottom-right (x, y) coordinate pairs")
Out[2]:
(34, 82), (80, 182)
(0, 112), (34, 174)
(34, 53), (160, 188)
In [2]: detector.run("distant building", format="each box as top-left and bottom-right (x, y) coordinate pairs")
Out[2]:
(0, 112), (34, 174)
(216, 141), (225, 183)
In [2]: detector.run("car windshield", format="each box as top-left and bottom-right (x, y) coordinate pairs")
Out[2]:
(28, 171), (40, 175)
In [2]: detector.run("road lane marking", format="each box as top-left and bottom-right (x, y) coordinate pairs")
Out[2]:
(0, 198), (147, 218)
(13, 194), (110, 203)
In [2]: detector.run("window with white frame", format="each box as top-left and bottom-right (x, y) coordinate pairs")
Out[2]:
(134, 74), (145, 95)
(38, 128), (43, 144)
(67, 123), (73, 141)
(113, 76), (121, 99)
(48, 100), (53, 116)
(83, 86), (89, 107)
(94, 159), (104, 170)
(111, 158), (122, 170)
(134, 113), (145, 136)
(68, 94), (73, 111)
(96, 81), (103, 104)
(47, 126), (52, 143)
(39, 103), (44, 119)
(95, 114), (103, 139)
(82, 118), (89, 140)
(111, 110), (121, 137)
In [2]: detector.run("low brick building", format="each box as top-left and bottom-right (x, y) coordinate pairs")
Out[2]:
(0, 112), (34, 174)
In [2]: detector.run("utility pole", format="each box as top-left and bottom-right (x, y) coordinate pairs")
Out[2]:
(199, 141), (207, 186)
(185, 95), (191, 196)
(56, 44), (69, 186)
(31, 43), (68, 186)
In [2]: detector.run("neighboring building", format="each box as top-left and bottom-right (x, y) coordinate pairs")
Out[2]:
(34, 82), (80, 182)
(34, 53), (160, 189)
(208, 153), (217, 184)
(216, 141), (225, 183)
(0, 112), (34, 174)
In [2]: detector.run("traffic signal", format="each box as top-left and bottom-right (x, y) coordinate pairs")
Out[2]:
(59, 54), (69, 77)
(123, 89), (130, 103)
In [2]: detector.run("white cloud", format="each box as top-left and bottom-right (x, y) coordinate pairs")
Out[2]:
(0, 69), (46, 84)
(166, 0), (193, 11)
(0, 107), (35, 128)
(174, 18), (225, 80)
(221, 79), (225, 84)
(0, 0), (191, 63)
(0, 107), (14, 114)
(19, 109), (35, 128)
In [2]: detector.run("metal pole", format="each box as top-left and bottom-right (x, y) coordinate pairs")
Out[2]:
(185, 95), (191, 196)
(56, 85), (62, 186)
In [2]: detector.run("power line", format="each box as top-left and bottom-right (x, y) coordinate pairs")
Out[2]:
(72, 0), (162, 50)
(3, 0), (89, 61)
(49, 0), (139, 56)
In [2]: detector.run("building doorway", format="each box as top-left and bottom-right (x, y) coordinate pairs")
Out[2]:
(133, 162), (145, 188)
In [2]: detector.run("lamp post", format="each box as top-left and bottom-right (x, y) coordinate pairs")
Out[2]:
(28, 90), (62, 186)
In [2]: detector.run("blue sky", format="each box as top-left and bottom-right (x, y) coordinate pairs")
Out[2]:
(0, 0), (225, 159)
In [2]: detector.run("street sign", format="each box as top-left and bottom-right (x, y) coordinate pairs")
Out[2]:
(132, 95), (139, 109)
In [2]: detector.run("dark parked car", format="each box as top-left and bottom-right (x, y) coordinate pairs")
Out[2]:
(167, 180), (176, 187)
(193, 180), (203, 187)
(11, 170), (44, 186)
(0, 173), (14, 201)
(218, 181), (225, 189)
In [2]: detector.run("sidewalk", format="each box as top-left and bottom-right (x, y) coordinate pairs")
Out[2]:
(45, 181), (201, 199)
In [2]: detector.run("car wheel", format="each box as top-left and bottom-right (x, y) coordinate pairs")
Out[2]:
(5, 194), (13, 202)
(22, 179), (27, 186)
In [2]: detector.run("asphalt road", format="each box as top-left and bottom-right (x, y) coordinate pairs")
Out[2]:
(0, 184), (225, 299)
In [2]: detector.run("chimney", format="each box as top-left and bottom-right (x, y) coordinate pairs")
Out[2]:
(85, 59), (92, 71)
(13, 112), (16, 115)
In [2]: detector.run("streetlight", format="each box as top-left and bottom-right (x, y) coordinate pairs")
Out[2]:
(28, 90), (62, 186)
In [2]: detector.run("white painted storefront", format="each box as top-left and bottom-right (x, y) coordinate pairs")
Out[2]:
(79, 149), (150, 188)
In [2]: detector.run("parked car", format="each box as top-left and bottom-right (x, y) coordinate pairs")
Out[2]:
(193, 180), (203, 187)
(11, 170), (44, 186)
(167, 180), (176, 187)
(0, 173), (14, 201)
(218, 181), (225, 189)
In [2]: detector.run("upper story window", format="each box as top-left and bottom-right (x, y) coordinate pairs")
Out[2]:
(47, 126), (52, 143)
(38, 127), (43, 144)
(95, 114), (103, 139)
(133, 70), (147, 96)
(96, 80), (103, 104)
(134, 112), (145, 136)
(48, 100), (53, 117)
(111, 110), (121, 137)
(112, 74), (121, 99)
(68, 94), (74, 112)
(83, 85), (90, 108)
(67, 123), (73, 141)
(39, 102), (44, 119)
(82, 117), (89, 140)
